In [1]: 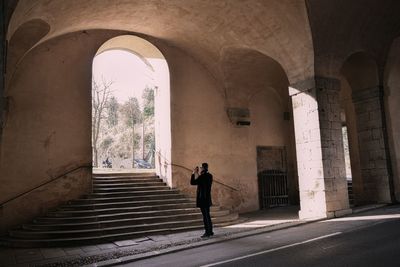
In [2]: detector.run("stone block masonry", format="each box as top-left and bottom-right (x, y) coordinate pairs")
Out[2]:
(290, 77), (351, 219)
(352, 87), (392, 203)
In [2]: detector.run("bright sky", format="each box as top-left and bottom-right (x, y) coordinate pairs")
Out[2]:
(92, 50), (158, 107)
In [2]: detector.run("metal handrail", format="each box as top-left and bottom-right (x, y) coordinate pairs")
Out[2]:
(154, 150), (238, 192)
(0, 164), (92, 207)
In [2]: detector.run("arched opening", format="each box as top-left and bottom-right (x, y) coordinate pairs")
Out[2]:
(92, 35), (171, 183)
(220, 48), (299, 214)
(339, 79), (358, 207)
(341, 52), (379, 92)
(341, 51), (392, 204)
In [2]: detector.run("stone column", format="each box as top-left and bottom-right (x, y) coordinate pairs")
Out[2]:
(352, 86), (394, 203)
(289, 77), (351, 219)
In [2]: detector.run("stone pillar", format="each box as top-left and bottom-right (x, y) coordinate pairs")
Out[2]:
(352, 87), (394, 203)
(289, 77), (351, 219)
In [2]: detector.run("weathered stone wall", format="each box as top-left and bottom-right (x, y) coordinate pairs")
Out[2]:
(352, 87), (392, 203)
(316, 78), (350, 216)
(290, 77), (350, 219)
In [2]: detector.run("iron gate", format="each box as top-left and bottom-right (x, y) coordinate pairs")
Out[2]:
(258, 169), (289, 209)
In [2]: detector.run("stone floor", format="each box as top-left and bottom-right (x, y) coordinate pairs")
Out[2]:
(0, 205), (384, 267)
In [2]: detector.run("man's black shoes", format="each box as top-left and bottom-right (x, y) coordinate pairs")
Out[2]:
(201, 232), (214, 238)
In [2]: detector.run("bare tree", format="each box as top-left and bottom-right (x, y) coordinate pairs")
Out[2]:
(120, 97), (142, 166)
(142, 86), (155, 162)
(92, 77), (114, 167)
(106, 96), (119, 127)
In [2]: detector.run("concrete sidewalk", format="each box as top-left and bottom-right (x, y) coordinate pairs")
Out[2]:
(0, 205), (385, 267)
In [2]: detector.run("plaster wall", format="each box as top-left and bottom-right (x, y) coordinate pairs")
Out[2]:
(250, 90), (298, 205)
(0, 168), (91, 234)
(168, 46), (296, 212)
(0, 30), (108, 231)
(1, 31), (97, 202)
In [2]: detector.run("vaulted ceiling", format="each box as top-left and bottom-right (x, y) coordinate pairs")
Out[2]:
(7, 0), (313, 84)
(6, 0), (400, 85)
(307, 0), (400, 79)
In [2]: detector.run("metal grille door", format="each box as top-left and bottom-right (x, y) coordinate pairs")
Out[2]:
(258, 170), (289, 209)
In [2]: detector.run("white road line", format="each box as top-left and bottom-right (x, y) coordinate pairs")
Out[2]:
(200, 232), (342, 267)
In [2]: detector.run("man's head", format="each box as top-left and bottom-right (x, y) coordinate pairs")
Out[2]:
(201, 162), (208, 172)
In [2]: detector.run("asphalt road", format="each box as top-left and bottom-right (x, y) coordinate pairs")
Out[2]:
(121, 205), (400, 267)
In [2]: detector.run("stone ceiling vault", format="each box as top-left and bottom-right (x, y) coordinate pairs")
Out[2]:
(7, 0), (400, 87)
(7, 0), (314, 85)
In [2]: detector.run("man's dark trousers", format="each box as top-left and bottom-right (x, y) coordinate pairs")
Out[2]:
(200, 206), (213, 235)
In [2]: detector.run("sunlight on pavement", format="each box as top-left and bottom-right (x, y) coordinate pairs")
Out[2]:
(323, 214), (400, 222)
(225, 219), (297, 228)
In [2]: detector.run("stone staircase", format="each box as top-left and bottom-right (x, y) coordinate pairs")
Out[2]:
(0, 172), (238, 247)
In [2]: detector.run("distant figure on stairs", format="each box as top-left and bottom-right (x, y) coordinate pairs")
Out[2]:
(102, 157), (112, 168)
(190, 162), (214, 238)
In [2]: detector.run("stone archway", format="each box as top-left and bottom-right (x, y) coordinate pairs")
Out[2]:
(341, 51), (393, 204)
(219, 48), (299, 211)
(92, 35), (172, 185)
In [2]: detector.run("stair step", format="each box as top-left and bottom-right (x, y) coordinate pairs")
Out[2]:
(1, 170), (236, 247)
(35, 208), (199, 223)
(48, 203), (198, 217)
(10, 219), (204, 239)
(48, 203), (220, 218)
(69, 194), (185, 204)
(93, 179), (162, 184)
(35, 208), (230, 224)
(93, 186), (168, 192)
(213, 213), (239, 224)
(0, 225), (202, 248)
(93, 175), (158, 180)
(86, 189), (180, 198)
(59, 199), (192, 211)
(93, 182), (166, 188)
(92, 177), (159, 183)
(24, 213), (204, 231)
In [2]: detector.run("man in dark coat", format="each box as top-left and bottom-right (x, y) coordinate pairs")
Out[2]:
(190, 162), (214, 237)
